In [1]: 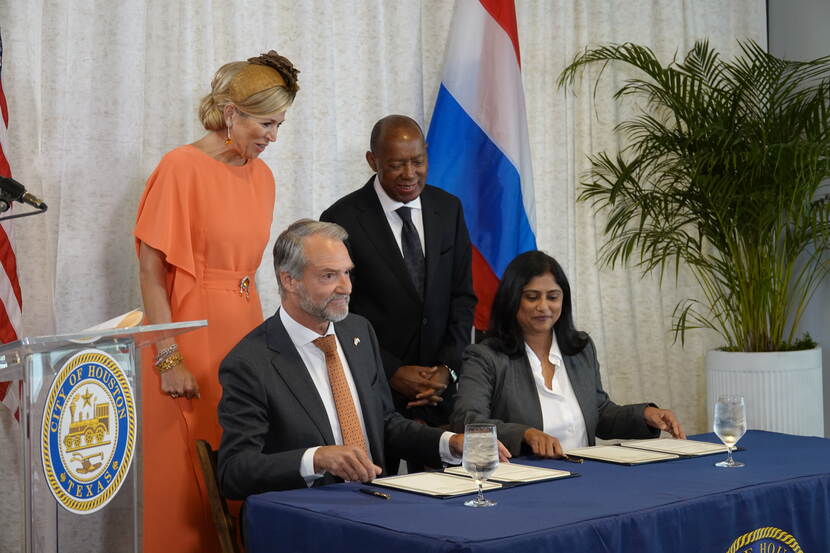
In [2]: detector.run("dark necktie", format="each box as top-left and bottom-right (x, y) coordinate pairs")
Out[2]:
(396, 206), (425, 298)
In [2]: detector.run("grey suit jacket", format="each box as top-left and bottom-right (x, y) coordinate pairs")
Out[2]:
(450, 338), (658, 456)
(217, 311), (445, 499)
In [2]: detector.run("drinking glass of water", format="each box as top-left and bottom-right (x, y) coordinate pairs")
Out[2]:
(713, 395), (747, 468)
(462, 423), (499, 507)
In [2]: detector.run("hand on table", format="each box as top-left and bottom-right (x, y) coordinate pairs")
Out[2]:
(314, 445), (382, 483)
(643, 406), (686, 439)
(497, 441), (512, 463)
(160, 362), (200, 400)
(449, 434), (512, 463)
(523, 428), (564, 458)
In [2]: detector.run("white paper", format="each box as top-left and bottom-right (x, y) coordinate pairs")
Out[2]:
(620, 438), (728, 456)
(372, 472), (501, 496)
(69, 309), (144, 344)
(446, 463), (571, 483)
(565, 445), (679, 464)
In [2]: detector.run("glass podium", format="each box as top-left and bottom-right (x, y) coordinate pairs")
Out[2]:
(0, 320), (206, 553)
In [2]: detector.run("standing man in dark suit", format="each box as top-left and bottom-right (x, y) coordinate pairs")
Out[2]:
(216, 220), (473, 498)
(320, 115), (476, 427)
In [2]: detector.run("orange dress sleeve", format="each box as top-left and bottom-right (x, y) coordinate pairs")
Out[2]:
(134, 148), (199, 314)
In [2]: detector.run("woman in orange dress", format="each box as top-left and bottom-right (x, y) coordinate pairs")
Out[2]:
(134, 51), (299, 553)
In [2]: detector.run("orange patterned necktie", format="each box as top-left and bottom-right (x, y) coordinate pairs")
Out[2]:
(312, 334), (369, 456)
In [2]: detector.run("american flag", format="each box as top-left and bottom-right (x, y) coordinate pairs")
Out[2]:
(0, 29), (23, 421)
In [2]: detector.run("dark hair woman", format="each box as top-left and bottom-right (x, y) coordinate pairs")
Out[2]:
(450, 250), (685, 458)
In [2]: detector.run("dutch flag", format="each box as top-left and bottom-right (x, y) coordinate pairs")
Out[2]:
(427, 0), (537, 330)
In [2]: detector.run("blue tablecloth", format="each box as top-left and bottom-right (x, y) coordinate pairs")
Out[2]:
(245, 431), (830, 552)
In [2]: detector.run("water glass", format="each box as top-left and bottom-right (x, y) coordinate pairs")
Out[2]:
(462, 423), (499, 507)
(713, 395), (747, 468)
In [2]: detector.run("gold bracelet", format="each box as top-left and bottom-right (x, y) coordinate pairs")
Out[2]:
(154, 343), (179, 365)
(155, 352), (183, 373)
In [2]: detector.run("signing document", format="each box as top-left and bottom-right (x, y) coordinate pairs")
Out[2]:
(565, 445), (679, 464)
(620, 438), (728, 457)
(372, 472), (502, 497)
(567, 438), (729, 464)
(446, 463), (571, 483)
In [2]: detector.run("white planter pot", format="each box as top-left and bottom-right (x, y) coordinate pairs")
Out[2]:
(706, 347), (823, 437)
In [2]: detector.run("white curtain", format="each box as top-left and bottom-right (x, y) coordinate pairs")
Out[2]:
(0, 0), (764, 437)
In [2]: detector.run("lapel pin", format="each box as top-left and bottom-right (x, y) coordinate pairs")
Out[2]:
(353, 337), (361, 346)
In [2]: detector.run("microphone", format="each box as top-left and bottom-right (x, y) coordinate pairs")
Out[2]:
(0, 176), (48, 211)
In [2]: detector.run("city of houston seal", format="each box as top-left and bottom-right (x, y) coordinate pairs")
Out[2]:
(41, 349), (137, 514)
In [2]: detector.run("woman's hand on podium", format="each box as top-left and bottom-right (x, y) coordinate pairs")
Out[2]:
(160, 362), (200, 400)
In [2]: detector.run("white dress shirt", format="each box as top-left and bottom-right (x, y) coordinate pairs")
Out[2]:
(280, 309), (373, 485)
(373, 176), (426, 254)
(279, 309), (459, 485)
(525, 332), (589, 450)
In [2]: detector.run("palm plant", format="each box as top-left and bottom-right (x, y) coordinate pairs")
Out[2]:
(557, 40), (830, 352)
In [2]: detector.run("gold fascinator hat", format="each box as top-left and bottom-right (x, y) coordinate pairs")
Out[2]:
(228, 50), (300, 104)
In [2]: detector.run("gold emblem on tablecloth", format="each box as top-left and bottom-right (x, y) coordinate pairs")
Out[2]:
(726, 527), (803, 553)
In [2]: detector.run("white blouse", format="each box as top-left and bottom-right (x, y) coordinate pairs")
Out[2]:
(524, 332), (589, 449)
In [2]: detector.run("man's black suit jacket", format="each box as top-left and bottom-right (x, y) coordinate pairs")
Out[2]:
(320, 177), (476, 421)
(217, 311), (444, 499)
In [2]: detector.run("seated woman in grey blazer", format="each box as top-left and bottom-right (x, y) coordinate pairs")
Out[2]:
(450, 251), (685, 458)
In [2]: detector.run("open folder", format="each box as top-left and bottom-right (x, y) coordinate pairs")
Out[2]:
(619, 438), (728, 456)
(566, 438), (728, 465)
(445, 462), (572, 483)
(371, 472), (502, 498)
(372, 463), (575, 498)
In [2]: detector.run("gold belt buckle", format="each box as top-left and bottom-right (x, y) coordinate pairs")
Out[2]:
(239, 276), (251, 300)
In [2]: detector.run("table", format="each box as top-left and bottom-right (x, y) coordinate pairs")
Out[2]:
(245, 431), (830, 552)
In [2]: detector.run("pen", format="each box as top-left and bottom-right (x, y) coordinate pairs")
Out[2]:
(359, 487), (391, 500)
(560, 454), (584, 464)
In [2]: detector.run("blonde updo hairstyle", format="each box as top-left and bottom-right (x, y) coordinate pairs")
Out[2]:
(198, 51), (300, 131)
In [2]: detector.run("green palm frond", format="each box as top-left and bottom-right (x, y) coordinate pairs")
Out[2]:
(559, 40), (830, 351)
